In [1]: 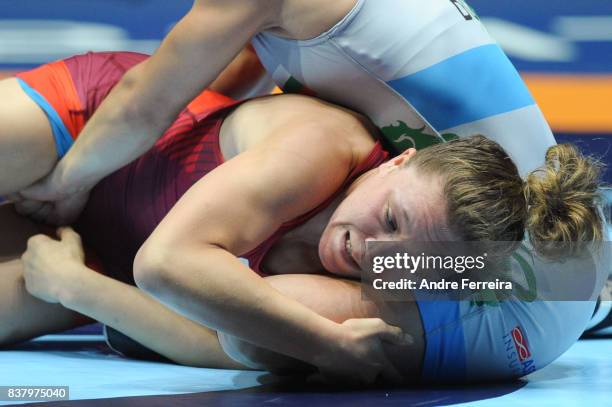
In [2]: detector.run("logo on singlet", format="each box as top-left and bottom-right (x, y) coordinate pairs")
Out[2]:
(282, 76), (318, 97)
(511, 326), (531, 361)
(380, 120), (458, 153)
(503, 325), (536, 376)
(471, 243), (538, 307)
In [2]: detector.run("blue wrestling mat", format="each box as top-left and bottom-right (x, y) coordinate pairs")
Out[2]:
(0, 332), (610, 406)
(0, 1), (611, 405)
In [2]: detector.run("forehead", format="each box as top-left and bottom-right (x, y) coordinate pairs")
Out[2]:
(391, 166), (450, 239)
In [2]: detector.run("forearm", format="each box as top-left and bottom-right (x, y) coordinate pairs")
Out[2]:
(54, 69), (169, 193)
(52, 1), (278, 194)
(60, 265), (244, 369)
(138, 247), (344, 368)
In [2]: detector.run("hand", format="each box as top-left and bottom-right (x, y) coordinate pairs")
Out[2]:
(315, 318), (413, 386)
(21, 227), (88, 304)
(14, 187), (90, 226)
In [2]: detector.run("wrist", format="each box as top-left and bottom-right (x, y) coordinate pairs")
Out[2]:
(58, 264), (98, 309)
(53, 160), (92, 197)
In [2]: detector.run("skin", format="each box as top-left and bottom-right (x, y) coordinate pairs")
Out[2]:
(1, 72), (428, 383)
(0, 45), (267, 207)
(318, 152), (452, 278)
(18, 0), (361, 223)
(0, 78), (56, 196)
(0, 206), (89, 344)
(128, 94), (427, 382)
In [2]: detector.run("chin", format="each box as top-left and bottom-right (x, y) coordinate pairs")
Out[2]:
(319, 228), (345, 273)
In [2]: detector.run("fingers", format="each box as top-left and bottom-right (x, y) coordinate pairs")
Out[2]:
(25, 233), (52, 250)
(14, 199), (46, 217)
(57, 226), (82, 245)
(27, 202), (53, 223)
(348, 318), (413, 346)
(14, 199), (76, 226)
(19, 178), (55, 201)
(378, 323), (413, 346)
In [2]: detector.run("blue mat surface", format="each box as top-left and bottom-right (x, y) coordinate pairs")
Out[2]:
(0, 335), (271, 406)
(0, 335), (610, 406)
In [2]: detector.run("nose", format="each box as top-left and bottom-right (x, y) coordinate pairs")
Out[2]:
(363, 234), (396, 254)
(364, 232), (411, 265)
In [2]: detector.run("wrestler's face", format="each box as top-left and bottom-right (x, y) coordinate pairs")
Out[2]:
(318, 148), (451, 276)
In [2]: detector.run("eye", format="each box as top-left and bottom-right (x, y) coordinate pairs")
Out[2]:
(386, 203), (398, 232)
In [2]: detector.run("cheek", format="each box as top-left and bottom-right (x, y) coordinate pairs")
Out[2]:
(337, 177), (389, 225)
(344, 201), (382, 232)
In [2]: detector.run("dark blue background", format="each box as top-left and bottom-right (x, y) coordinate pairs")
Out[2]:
(1, 0), (610, 72)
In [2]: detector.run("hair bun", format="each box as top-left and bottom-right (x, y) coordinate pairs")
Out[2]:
(525, 144), (604, 259)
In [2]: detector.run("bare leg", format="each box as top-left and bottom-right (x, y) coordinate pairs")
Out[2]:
(0, 204), (91, 346)
(0, 78), (57, 196)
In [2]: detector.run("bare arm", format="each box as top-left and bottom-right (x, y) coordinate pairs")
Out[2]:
(39, 0), (281, 197)
(62, 266), (245, 369)
(219, 274), (424, 380)
(20, 228), (245, 369)
(134, 127), (408, 383)
(218, 274), (379, 372)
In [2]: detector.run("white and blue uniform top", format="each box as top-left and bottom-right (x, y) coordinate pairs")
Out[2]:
(253, 0), (555, 176)
(253, 0), (603, 382)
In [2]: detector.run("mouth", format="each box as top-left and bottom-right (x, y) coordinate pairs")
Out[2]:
(344, 230), (360, 270)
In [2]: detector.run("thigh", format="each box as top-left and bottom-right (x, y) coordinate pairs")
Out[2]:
(0, 78), (57, 196)
(0, 204), (91, 346)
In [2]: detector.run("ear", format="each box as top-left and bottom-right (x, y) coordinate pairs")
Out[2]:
(379, 148), (416, 171)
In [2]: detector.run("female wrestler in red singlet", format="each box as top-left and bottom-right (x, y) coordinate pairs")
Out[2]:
(0, 51), (417, 384)
(0, 52), (602, 385)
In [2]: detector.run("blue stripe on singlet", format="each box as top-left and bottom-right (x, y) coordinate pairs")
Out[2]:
(16, 77), (74, 158)
(387, 44), (535, 130)
(415, 300), (467, 382)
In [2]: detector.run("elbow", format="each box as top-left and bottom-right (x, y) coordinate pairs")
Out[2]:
(134, 237), (221, 297)
(133, 242), (177, 295)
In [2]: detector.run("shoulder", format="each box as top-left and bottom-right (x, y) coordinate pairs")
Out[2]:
(243, 97), (377, 212)
(227, 94), (378, 175)
(147, 95), (379, 254)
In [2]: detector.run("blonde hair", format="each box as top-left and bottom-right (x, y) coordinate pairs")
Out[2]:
(407, 135), (604, 260)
